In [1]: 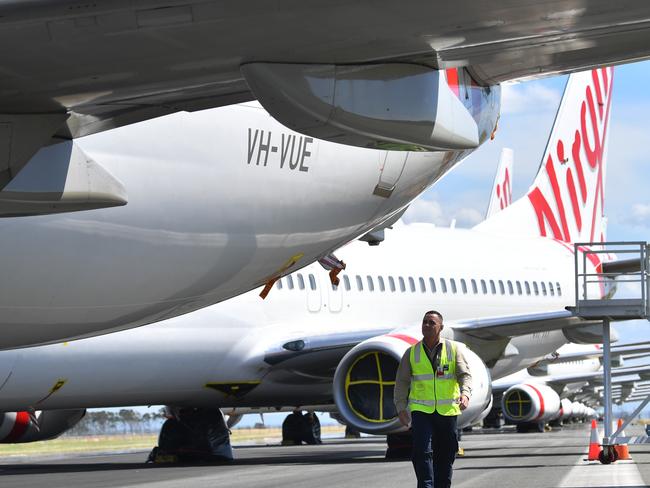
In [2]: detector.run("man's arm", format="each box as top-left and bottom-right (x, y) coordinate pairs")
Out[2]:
(456, 345), (472, 410)
(394, 349), (412, 425)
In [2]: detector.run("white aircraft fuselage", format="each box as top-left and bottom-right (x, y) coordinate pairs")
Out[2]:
(0, 224), (591, 412)
(0, 102), (493, 349)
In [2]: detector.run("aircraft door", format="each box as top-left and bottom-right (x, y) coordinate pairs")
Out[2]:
(374, 151), (408, 198)
(328, 279), (343, 313)
(306, 273), (321, 313)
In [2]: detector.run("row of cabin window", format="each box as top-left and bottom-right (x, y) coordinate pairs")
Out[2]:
(276, 273), (562, 297)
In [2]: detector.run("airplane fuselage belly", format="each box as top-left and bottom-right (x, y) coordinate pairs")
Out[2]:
(0, 104), (465, 349)
(0, 226), (584, 411)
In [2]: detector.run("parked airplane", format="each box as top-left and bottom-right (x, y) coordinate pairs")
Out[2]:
(490, 341), (650, 431)
(0, 69), (621, 450)
(0, 4), (648, 351)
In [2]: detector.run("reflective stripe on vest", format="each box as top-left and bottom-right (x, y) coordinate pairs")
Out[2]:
(408, 339), (461, 416)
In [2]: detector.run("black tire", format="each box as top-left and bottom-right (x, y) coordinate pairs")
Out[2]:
(598, 446), (618, 464)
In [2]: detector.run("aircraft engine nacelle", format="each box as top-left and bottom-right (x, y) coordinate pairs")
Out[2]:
(242, 63), (500, 152)
(0, 409), (85, 443)
(501, 383), (560, 424)
(332, 335), (492, 434)
(559, 398), (574, 420)
(571, 401), (593, 419)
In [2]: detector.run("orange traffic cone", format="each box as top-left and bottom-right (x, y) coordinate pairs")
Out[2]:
(615, 418), (631, 460)
(588, 419), (601, 461)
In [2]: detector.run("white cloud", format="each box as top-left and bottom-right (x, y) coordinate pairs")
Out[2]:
(501, 82), (562, 115)
(455, 208), (483, 227)
(402, 197), (483, 228)
(402, 198), (445, 225)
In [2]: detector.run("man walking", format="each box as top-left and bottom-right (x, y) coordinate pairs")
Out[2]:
(394, 310), (472, 488)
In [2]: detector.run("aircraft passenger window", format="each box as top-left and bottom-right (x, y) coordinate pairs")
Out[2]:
(309, 274), (317, 290)
(356, 275), (364, 291)
(389, 276), (396, 292)
(533, 281), (539, 296)
(460, 279), (467, 294)
(367, 275), (375, 292)
(507, 280), (514, 295)
(297, 274), (305, 290)
(516, 281), (522, 295)
(429, 278), (437, 293)
(378, 276), (386, 292)
(549, 282), (555, 296)
(481, 280), (487, 294)
(419, 277), (426, 293)
(286, 275), (294, 290)
(276, 279), (283, 290)
(343, 275), (351, 291)
(490, 280), (496, 294)
(398, 277), (406, 292)
(498, 280), (505, 295)
(525, 281), (531, 295)
(556, 282), (562, 296)
(450, 279), (457, 294)
(408, 277), (416, 292)
(440, 278), (448, 293)
(471, 279), (478, 294)
(541, 282), (547, 296)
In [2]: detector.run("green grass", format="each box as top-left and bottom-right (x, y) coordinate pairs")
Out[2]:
(0, 426), (345, 457)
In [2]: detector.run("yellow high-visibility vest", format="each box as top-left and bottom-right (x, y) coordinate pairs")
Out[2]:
(408, 339), (461, 416)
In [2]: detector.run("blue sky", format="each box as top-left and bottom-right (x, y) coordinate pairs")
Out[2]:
(403, 60), (650, 346)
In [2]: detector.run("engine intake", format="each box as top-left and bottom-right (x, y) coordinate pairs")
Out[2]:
(333, 334), (492, 434)
(501, 383), (560, 423)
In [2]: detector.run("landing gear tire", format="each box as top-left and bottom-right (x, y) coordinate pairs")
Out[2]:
(598, 446), (619, 465)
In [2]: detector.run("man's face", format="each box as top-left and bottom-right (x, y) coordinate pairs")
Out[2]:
(422, 313), (443, 343)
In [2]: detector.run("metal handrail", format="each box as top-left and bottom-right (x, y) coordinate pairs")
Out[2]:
(573, 241), (650, 318)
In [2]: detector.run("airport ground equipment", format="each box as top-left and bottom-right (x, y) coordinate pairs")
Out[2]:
(572, 241), (650, 464)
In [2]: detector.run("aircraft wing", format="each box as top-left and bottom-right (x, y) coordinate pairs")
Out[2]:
(451, 310), (603, 340)
(492, 363), (650, 394)
(602, 258), (643, 275)
(539, 341), (650, 364)
(263, 328), (394, 381)
(4, 1), (650, 142)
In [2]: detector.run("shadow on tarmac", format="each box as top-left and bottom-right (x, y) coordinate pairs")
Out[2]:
(0, 449), (394, 476)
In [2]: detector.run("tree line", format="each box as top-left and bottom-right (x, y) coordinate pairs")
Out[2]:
(63, 409), (167, 436)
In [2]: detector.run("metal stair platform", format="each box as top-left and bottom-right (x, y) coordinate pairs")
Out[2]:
(570, 241), (650, 464)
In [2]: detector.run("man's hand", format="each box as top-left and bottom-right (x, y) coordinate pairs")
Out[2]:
(459, 395), (470, 411)
(398, 409), (411, 427)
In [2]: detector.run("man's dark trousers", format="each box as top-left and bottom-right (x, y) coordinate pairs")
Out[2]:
(411, 411), (458, 488)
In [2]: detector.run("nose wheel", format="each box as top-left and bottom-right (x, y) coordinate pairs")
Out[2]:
(598, 446), (619, 464)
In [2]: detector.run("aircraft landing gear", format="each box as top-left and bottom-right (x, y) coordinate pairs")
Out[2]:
(281, 410), (322, 445)
(386, 432), (412, 459)
(515, 421), (545, 433)
(148, 408), (233, 464)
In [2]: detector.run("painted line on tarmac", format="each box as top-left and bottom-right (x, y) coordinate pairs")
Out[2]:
(558, 455), (645, 487)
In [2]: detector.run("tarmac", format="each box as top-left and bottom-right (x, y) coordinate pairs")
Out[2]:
(1, 423), (649, 488)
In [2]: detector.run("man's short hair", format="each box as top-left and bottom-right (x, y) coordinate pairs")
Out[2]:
(424, 310), (443, 322)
